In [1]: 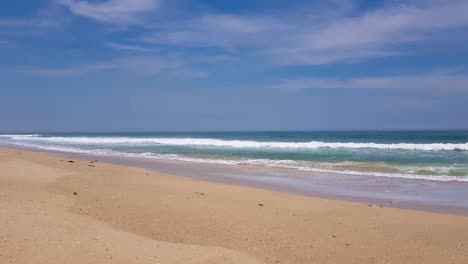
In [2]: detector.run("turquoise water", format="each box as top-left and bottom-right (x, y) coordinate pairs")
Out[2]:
(1, 131), (468, 181)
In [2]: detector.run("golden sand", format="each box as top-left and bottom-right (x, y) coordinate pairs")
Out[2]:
(1, 148), (467, 263)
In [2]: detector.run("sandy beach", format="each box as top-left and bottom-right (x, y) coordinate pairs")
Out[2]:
(1, 147), (468, 264)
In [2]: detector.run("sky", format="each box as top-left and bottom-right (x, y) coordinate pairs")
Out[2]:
(1, 0), (468, 132)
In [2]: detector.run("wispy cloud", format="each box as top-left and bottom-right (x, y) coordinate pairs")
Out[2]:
(139, 14), (285, 49)
(266, 69), (468, 92)
(4, 0), (468, 76)
(59, 0), (160, 25)
(0, 4), (67, 36)
(277, 0), (468, 64)
(136, 0), (468, 65)
(0, 19), (34, 27)
(0, 18), (59, 36)
(105, 42), (150, 52)
(16, 55), (207, 78)
(22, 62), (118, 77)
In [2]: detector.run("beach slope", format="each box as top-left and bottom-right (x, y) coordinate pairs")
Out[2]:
(1, 148), (467, 264)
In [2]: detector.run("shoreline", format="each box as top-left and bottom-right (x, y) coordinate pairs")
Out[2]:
(1, 147), (468, 263)
(4, 144), (468, 215)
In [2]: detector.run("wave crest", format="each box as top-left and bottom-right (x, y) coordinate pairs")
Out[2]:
(3, 141), (468, 182)
(1, 135), (468, 151)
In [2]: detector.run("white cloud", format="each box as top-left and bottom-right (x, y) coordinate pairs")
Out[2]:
(278, 0), (468, 64)
(105, 42), (149, 51)
(59, 0), (159, 25)
(137, 0), (468, 65)
(0, 17), (60, 30)
(282, 0), (468, 62)
(0, 19), (35, 27)
(139, 14), (284, 49)
(0, 4), (67, 36)
(266, 70), (468, 92)
(23, 62), (119, 77)
(5, 0), (468, 73)
(17, 55), (207, 78)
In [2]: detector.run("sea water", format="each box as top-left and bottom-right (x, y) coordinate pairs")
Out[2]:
(1, 131), (468, 182)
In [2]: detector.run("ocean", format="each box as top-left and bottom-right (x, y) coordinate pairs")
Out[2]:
(1, 131), (468, 182)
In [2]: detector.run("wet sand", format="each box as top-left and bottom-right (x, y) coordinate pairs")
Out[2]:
(1, 148), (468, 263)
(6, 143), (468, 215)
(90, 153), (468, 215)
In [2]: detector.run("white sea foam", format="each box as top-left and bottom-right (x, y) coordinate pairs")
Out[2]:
(0, 134), (40, 138)
(1, 135), (468, 151)
(3, 141), (468, 182)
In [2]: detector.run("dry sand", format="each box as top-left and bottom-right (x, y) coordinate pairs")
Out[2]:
(1, 148), (467, 264)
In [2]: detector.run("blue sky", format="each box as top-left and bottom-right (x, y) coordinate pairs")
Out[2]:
(1, 0), (468, 132)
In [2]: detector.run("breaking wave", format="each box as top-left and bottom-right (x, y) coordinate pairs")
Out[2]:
(1, 134), (468, 151)
(1, 140), (467, 182)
